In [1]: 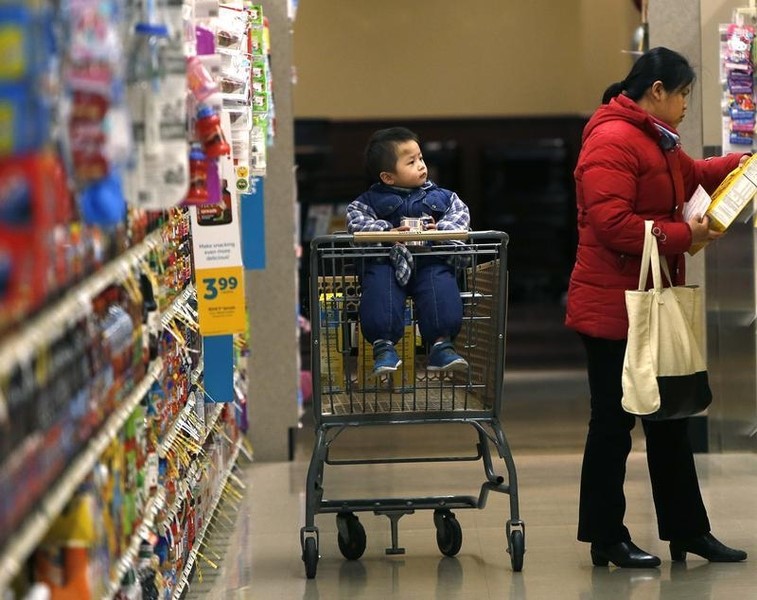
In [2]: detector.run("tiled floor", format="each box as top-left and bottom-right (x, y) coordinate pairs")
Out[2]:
(186, 367), (757, 600)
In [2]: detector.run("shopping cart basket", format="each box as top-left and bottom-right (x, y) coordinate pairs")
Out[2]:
(300, 230), (524, 578)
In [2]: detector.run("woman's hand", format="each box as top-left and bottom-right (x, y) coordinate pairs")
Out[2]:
(739, 154), (751, 167)
(688, 214), (724, 246)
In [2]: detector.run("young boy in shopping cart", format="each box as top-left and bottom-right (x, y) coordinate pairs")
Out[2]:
(346, 127), (471, 376)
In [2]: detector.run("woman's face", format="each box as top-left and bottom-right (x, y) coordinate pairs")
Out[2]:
(650, 82), (691, 129)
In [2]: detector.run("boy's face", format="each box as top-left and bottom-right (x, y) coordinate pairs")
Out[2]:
(380, 140), (427, 187)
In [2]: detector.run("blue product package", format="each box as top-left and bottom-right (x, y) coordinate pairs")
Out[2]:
(78, 171), (128, 226)
(729, 131), (754, 145)
(0, 84), (49, 155)
(730, 106), (756, 120)
(0, 4), (56, 81)
(0, 5), (33, 82)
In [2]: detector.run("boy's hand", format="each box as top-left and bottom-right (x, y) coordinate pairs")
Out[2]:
(392, 225), (411, 232)
(421, 216), (436, 230)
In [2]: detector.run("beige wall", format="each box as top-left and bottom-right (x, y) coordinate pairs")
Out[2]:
(292, 0), (640, 118)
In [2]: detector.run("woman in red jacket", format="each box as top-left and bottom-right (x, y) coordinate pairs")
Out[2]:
(566, 47), (748, 568)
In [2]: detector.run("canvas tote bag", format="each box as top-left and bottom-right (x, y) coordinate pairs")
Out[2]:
(621, 220), (712, 420)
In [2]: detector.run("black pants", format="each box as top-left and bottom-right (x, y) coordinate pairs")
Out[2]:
(577, 334), (710, 544)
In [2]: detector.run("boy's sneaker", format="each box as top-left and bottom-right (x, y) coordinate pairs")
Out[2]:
(427, 341), (468, 372)
(372, 340), (402, 375)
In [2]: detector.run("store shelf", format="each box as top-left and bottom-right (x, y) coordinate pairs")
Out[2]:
(160, 395), (198, 457)
(161, 283), (197, 329)
(205, 403), (224, 437)
(159, 363), (212, 456)
(103, 488), (167, 599)
(164, 463), (199, 529)
(158, 289), (202, 459)
(0, 3), (260, 597)
(101, 286), (200, 595)
(171, 438), (243, 600)
(0, 358), (164, 594)
(159, 394), (221, 527)
(0, 229), (164, 386)
(101, 395), (234, 599)
(102, 357), (215, 597)
(0, 276), (195, 595)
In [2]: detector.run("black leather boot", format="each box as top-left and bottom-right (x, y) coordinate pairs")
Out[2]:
(669, 533), (747, 562)
(591, 541), (661, 568)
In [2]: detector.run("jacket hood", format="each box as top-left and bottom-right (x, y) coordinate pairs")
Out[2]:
(583, 94), (674, 144)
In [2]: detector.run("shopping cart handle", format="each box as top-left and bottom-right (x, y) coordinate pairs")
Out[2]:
(352, 230), (470, 244)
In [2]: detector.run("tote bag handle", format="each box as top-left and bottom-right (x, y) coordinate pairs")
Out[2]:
(637, 220), (674, 292)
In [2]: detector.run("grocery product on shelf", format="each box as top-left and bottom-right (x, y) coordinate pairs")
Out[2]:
(184, 144), (211, 205)
(124, 18), (189, 210)
(195, 105), (231, 159)
(0, 2), (56, 157)
(721, 22), (757, 152)
(0, 152), (72, 333)
(60, 0), (131, 227)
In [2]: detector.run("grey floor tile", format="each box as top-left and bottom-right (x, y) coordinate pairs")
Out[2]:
(186, 368), (757, 600)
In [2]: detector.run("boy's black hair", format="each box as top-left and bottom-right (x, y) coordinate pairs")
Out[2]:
(364, 127), (420, 182)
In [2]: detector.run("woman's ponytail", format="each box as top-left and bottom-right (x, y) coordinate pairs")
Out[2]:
(602, 81), (625, 104)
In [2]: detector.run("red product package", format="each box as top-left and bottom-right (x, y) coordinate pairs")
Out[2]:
(0, 152), (70, 329)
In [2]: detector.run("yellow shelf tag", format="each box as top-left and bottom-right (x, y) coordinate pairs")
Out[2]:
(196, 266), (246, 335)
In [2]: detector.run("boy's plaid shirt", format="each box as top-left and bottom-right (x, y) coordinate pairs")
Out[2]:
(346, 193), (470, 233)
(347, 192), (470, 285)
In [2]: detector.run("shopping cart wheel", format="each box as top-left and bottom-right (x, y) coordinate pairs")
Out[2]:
(336, 512), (367, 560)
(434, 509), (463, 557)
(303, 537), (318, 578)
(508, 529), (525, 572)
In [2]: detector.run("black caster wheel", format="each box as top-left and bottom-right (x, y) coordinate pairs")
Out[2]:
(303, 536), (318, 578)
(336, 512), (367, 560)
(434, 509), (463, 557)
(508, 529), (525, 572)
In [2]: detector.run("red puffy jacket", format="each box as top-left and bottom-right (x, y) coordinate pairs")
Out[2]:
(565, 94), (743, 340)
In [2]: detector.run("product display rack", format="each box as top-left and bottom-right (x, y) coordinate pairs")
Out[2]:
(0, 228), (164, 383)
(170, 438), (243, 600)
(0, 205), (248, 597)
(0, 0), (274, 596)
(0, 221), (179, 587)
(702, 2), (757, 454)
(155, 358), (204, 461)
(0, 227), (248, 597)
(100, 365), (242, 600)
(100, 338), (206, 599)
(0, 356), (164, 592)
(0, 249), (198, 589)
(103, 480), (166, 599)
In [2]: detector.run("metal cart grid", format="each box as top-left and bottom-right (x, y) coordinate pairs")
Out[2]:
(301, 230), (524, 577)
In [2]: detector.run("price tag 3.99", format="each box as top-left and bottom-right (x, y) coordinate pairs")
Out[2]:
(196, 266), (246, 335)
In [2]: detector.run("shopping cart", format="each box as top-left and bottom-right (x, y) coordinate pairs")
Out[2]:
(300, 230), (524, 578)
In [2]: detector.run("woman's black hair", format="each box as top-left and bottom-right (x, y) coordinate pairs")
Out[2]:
(602, 46), (696, 104)
(364, 127), (420, 182)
